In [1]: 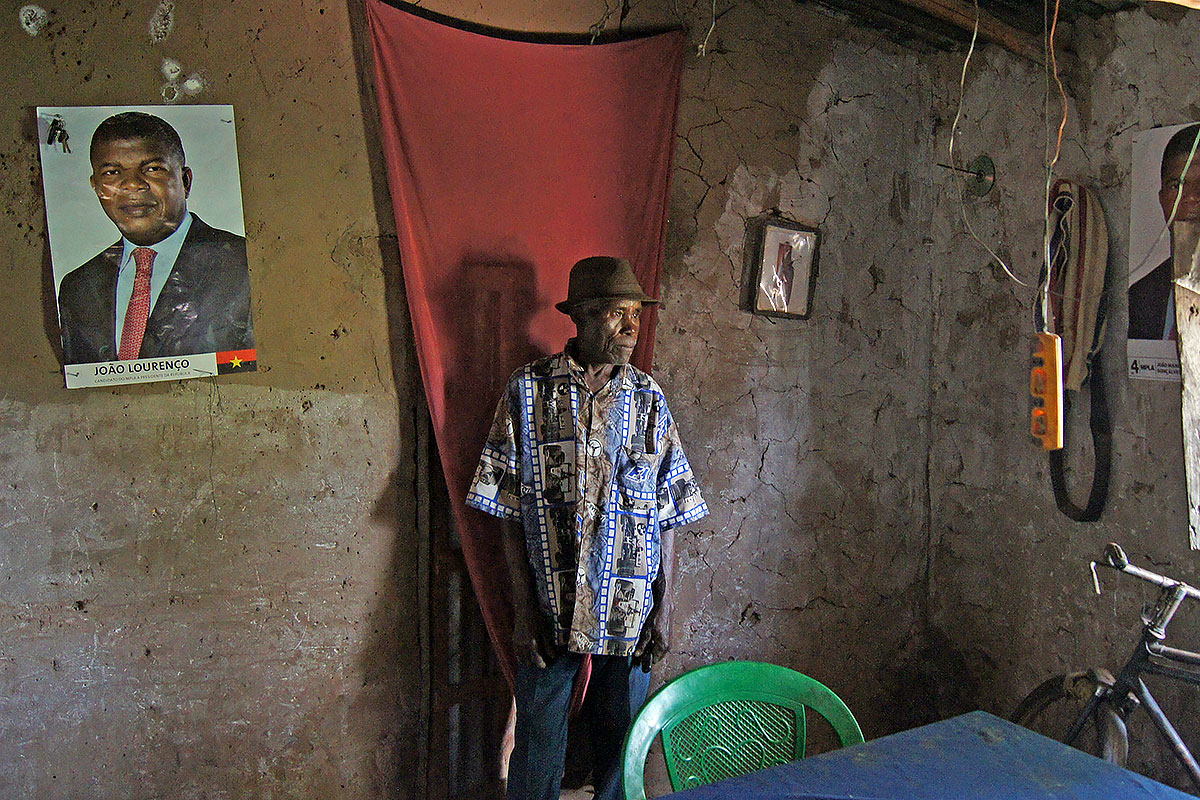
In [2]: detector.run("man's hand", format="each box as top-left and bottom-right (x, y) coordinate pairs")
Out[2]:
(512, 608), (560, 669)
(633, 613), (668, 671)
(635, 549), (672, 671)
(501, 519), (560, 668)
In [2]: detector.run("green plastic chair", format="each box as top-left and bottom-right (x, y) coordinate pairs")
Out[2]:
(621, 661), (864, 800)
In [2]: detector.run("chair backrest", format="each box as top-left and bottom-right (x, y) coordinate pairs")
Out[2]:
(621, 661), (864, 800)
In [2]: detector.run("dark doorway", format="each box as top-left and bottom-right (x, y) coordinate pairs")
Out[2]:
(425, 431), (510, 799)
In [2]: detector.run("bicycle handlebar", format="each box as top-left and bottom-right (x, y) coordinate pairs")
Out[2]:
(1094, 542), (1200, 600)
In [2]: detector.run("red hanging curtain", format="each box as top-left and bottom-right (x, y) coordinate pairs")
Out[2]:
(365, 0), (685, 685)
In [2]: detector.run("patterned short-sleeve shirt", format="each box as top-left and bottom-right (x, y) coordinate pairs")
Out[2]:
(466, 349), (708, 657)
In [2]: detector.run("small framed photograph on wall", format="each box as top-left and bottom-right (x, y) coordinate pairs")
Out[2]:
(751, 216), (818, 318)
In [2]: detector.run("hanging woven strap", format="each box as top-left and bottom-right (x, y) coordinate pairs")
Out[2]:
(1049, 367), (1111, 522)
(1038, 179), (1111, 522)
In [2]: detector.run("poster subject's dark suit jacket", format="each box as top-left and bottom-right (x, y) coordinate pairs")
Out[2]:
(1128, 257), (1172, 340)
(58, 215), (254, 365)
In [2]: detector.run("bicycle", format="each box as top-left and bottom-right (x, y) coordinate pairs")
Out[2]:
(1011, 543), (1200, 792)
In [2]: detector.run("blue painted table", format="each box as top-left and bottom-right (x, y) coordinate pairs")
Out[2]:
(662, 710), (1195, 799)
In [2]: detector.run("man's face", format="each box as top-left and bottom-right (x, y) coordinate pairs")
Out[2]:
(90, 136), (192, 246)
(572, 298), (642, 367)
(1159, 153), (1200, 224)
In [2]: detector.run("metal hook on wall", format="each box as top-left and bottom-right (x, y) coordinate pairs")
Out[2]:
(937, 154), (996, 197)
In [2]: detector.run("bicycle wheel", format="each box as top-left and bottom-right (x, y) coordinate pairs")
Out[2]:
(1012, 669), (1128, 765)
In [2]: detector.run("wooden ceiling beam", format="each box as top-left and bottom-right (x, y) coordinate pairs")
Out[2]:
(901, 0), (1045, 62)
(814, 0), (1046, 64)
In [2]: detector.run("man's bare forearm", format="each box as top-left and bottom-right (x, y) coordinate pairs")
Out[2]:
(501, 518), (559, 666)
(655, 527), (674, 644)
(500, 519), (537, 613)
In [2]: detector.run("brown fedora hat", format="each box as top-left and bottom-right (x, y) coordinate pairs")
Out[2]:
(555, 256), (659, 314)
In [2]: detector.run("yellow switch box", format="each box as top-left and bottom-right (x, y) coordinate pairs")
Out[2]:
(1030, 332), (1064, 451)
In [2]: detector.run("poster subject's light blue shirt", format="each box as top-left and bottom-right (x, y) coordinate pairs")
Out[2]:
(114, 211), (193, 347)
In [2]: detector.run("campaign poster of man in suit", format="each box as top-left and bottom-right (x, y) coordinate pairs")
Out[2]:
(1128, 122), (1200, 381)
(39, 105), (256, 389)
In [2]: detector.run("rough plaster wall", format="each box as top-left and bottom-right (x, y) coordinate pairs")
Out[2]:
(654, 4), (936, 741)
(922, 41), (1053, 717)
(927, 6), (1200, 790)
(1, 1), (421, 798)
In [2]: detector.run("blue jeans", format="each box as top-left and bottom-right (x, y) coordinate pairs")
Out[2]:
(508, 653), (651, 800)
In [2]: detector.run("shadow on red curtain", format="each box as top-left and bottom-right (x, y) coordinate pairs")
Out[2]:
(365, 0), (685, 685)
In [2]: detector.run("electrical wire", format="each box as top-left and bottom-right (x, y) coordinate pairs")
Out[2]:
(948, 0), (1030, 288)
(589, 0), (617, 43)
(1036, 0), (1069, 332)
(697, 0), (716, 56)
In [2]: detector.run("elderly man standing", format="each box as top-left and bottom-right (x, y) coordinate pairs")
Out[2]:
(467, 256), (708, 800)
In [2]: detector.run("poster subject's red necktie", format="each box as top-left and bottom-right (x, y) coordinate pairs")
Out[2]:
(118, 247), (156, 361)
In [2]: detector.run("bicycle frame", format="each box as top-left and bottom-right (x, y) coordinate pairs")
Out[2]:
(1068, 553), (1200, 791)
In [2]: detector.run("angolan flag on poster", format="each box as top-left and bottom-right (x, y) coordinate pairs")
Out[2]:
(217, 349), (257, 374)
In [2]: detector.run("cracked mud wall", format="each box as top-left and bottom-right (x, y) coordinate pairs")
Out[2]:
(920, 40), (1054, 727)
(653, 5), (939, 741)
(2, 1), (422, 797)
(927, 7), (1200, 790)
(640, 5), (1200, 787)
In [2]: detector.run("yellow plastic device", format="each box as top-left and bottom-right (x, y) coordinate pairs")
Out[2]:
(1030, 332), (1064, 451)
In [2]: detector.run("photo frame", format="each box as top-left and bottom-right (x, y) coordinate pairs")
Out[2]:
(748, 216), (819, 319)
